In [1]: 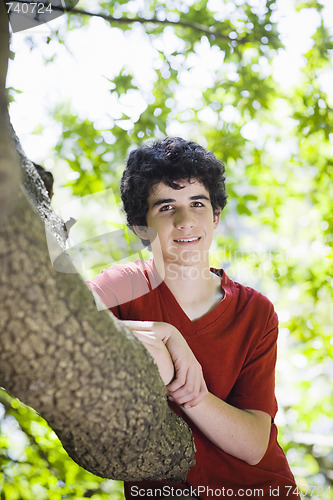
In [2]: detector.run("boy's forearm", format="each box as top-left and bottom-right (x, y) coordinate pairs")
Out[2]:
(182, 392), (271, 466)
(121, 322), (175, 385)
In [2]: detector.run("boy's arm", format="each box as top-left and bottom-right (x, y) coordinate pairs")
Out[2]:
(123, 320), (271, 465)
(122, 320), (208, 405)
(165, 325), (272, 465)
(180, 392), (271, 465)
(126, 327), (175, 386)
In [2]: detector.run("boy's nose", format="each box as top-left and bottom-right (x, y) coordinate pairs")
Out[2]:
(174, 209), (195, 229)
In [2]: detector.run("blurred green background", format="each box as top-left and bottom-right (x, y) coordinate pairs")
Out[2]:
(1, 0), (332, 498)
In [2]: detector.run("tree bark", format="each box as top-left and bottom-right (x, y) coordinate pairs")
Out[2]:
(0, 6), (195, 483)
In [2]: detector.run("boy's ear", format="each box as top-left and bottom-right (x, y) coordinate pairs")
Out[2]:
(213, 210), (221, 228)
(132, 223), (150, 241)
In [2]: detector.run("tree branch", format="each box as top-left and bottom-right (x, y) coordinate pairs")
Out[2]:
(0, 1), (21, 223)
(0, 9), (195, 482)
(0, 131), (196, 483)
(13, 0), (234, 43)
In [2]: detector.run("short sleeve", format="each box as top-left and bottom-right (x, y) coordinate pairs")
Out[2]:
(226, 306), (278, 419)
(86, 260), (159, 312)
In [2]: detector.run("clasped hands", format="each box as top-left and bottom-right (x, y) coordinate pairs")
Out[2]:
(122, 320), (208, 409)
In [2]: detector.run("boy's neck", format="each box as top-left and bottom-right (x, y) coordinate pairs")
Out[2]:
(154, 258), (223, 320)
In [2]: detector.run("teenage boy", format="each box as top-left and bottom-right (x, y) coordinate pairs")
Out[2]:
(87, 137), (300, 500)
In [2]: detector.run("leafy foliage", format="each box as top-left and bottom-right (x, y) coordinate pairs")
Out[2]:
(0, 390), (124, 499)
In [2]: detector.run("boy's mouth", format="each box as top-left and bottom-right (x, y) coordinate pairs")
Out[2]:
(174, 237), (201, 243)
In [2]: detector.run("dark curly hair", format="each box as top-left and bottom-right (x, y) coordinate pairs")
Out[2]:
(120, 137), (227, 240)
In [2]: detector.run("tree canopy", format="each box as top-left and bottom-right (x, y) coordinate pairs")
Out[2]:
(1, 0), (333, 498)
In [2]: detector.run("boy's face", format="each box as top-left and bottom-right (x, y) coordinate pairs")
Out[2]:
(134, 179), (220, 268)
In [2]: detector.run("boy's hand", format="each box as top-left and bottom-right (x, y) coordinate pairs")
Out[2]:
(165, 331), (208, 409)
(122, 321), (207, 408)
(122, 321), (174, 385)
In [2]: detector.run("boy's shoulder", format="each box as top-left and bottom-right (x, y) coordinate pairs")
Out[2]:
(89, 259), (154, 283)
(223, 271), (276, 317)
(86, 259), (161, 309)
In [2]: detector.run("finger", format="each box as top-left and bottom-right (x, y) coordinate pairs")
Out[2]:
(169, 370), (203, 404)
(168, 382), (197, 404)
(175, 384), (207, 408)
(130, 330), (153, 340)
(130, 330), (160, 347)
(167, 379), (181, 392)
(122, 320), (155, 331)
(167, 366), (188, 391)
(170, 377), (195, 399)
(170, 363), (198, 392)
(170, 365), (201, 396)
(187, 379), (208, 406)
(183, 391), (207, 409)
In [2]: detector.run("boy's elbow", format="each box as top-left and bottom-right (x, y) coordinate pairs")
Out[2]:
(246, 454), (264, 466)
(245, 442), (269, 466)
(244, 410), (271, 465)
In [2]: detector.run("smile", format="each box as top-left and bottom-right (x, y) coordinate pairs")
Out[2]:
(174, 237), (201, 243)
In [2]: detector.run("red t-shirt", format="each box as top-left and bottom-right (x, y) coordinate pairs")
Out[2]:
(87, 259), (299, 500)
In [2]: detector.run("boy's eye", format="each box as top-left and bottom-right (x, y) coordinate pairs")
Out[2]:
(192, 201), (204, 207)
(160, 204), (173, 212)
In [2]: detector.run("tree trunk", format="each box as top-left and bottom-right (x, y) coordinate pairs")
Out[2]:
(0, 6), (195, 483)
